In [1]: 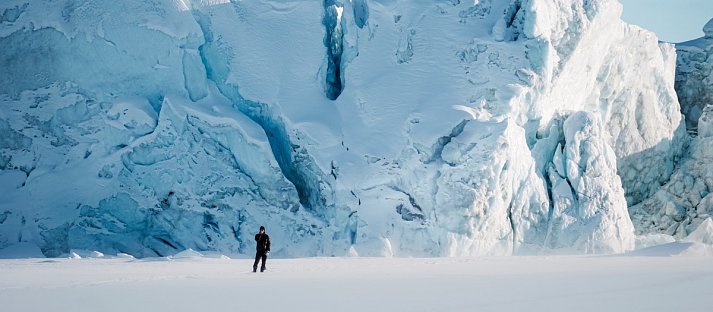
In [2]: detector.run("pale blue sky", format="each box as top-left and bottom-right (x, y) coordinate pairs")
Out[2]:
(620, 0), (713, 43)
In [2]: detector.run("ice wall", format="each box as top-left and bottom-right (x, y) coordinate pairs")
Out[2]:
(544, 112), (634, 253)
(500, 0), (685, 206)
(0, 0), (349, 257)
(631, 105), (713, 239)
(676, 18), (713, 131)
(0, 0), (685, 257)
(630, 19), (713, 240)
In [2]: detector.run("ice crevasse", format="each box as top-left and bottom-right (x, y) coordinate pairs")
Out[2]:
(0, 0), (690, 257)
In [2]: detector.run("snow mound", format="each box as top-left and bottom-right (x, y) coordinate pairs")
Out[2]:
(635, 234), (676, 250)
(171, 248), (232, 260)
(200, 251), (232, 259)
(346, 246), (359, 257)
(625, 241), (713, 257)
(683, 218), (713, 245)
(70, 249), (105, 258)
(116, 253), (135, 259)
(172, 248), (205, 259)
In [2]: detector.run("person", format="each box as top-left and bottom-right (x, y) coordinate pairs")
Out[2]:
(253, 226), (271, 272)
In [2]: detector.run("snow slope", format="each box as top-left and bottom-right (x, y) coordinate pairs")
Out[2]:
(1, 254), (712, 312)
(0, 0), (691, 257)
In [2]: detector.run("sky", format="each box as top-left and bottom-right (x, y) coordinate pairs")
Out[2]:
(619, 0), (713, 43)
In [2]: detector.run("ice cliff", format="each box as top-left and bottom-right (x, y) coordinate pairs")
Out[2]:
(0, 0), (692, 257)
(630, 18), (713, 240)
(676, 18), (713, 131)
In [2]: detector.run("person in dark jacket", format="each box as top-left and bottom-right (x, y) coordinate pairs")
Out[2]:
(253, 225), (271, 272)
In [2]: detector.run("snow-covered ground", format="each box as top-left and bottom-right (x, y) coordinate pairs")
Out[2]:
(2, 245), (712, 312)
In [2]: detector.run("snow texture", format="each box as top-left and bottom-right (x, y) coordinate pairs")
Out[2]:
(0, 0), (689, 257)
(1, 255), (712, 312)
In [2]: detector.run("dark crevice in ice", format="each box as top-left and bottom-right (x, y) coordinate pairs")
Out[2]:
(426, 119), (469, 164)
(507, 200), (516, 254)
(0, 3), (28, 23)
(543, 166), (556, 246)
(498, 0), (523, 41)
(323, 0), (345, 100)
(352, 0), (369, 28)
(154, 236), (178, 250)
(389, 186), (427, 223)
(191, 11), (333, 218)
(504, 1), (521, 28)
(202, 212), (220, 232)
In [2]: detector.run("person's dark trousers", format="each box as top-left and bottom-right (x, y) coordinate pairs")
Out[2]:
(253, 252), (267, 272)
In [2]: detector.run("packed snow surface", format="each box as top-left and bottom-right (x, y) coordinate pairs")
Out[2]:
(1, 253), (712, 312)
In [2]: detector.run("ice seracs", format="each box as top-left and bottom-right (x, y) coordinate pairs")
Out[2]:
(631, 18), (713, 242)
(544, 112), (634, 253)
(675, 18), (713, 131)
(699, 105), (713, 138)
(630, 106), (713, 240)
(704, 18), (713, 39)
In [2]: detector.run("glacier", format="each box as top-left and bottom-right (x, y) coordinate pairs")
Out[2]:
(0, 0), (706, 257)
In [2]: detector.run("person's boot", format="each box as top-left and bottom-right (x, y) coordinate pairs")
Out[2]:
(253, 266), (257, 273)
(260, 266), (266, 272)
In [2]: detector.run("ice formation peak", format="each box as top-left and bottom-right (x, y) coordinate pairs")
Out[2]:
(699, 105), (713, 138)
(676, 18), (713, 130)
(705, 18), (713, 38)
(632, 19), (713, 243)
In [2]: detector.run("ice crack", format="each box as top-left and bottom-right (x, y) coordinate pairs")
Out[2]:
(191, 10), (334, 218)
(323, 0), (345, 100)
(389, 186), (427, 224)
(425, 119), (469, 164)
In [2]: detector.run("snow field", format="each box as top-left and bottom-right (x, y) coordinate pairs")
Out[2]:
(1, 251), (712, 312)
